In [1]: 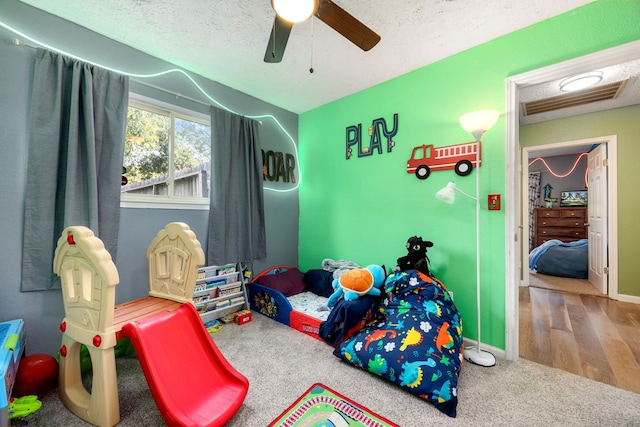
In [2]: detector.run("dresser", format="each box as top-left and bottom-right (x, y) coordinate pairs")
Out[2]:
(533, 207), (587, 248)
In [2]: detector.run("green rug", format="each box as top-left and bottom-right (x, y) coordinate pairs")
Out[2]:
(268, 383), (399, 427)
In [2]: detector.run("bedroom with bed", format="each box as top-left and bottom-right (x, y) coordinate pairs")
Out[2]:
(526, 150), (604, 296)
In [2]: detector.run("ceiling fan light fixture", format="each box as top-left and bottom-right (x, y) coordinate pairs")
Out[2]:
(272, 0), (318, 23)
(559, 71), (603, 92)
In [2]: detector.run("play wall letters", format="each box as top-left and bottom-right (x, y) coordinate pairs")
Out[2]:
(345, 113), (398, 159)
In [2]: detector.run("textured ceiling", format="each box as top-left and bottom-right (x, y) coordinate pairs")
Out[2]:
(18, 0), (599, 114)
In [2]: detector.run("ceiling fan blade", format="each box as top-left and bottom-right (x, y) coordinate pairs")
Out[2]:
(316, 0), (380, 51)
(264, 15), (293, 63)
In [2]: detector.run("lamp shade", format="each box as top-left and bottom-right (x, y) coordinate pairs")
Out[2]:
(459, 110), (499, 138)
(272, 0), (318, 23)
(435, 182), (456, 204)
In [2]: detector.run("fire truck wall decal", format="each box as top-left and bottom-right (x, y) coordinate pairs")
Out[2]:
(406, 141), (481, 180)
(345, 113), (398, 159)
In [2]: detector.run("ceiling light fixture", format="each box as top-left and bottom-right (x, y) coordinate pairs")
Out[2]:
(559, 71), (603, 92)
(272, 0), (318, 23)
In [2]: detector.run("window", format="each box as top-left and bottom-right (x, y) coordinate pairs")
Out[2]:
(122, 99), (211, 207)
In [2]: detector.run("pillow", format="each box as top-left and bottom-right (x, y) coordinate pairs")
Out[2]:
(257, 268), (306, 297)
(303, 269), (334, 298)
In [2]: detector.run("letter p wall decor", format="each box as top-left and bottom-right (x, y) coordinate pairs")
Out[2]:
(345, 114), (398, 159)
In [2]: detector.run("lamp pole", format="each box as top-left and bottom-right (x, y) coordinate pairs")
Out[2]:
(465, 129), (496, 367)
(457, 109), (499, 366)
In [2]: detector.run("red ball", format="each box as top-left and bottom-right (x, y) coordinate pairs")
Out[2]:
(12, 354), (59, 399)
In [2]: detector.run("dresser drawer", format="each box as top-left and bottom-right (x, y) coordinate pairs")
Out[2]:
(535, 209), (560, 219)
(537, 218), (586, 228)
(537, 227), (587, 239)
(560, 209), (586, 219)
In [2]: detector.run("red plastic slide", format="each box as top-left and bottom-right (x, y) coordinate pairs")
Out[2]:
(122, 303), (249, 427)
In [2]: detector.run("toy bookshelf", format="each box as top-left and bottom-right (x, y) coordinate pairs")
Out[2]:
(193, 263), (249, 326)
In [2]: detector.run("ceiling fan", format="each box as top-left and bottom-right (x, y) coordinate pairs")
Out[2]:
(264, 0), (381, 63)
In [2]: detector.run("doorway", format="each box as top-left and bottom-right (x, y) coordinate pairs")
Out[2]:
(520, 137), (615, 297)
(504, 40), (640, 361)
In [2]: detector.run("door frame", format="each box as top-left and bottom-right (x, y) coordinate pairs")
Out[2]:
(504, 39), (640, 361)
(520, 136), (617, 295)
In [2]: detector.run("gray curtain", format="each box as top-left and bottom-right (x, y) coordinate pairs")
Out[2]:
(528, 172), (542, 251)
(207, 107), (266, 265)
(21, 49), (129, 291)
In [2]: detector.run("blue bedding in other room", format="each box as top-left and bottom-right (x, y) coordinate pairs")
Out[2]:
(529, 239), (588, 279)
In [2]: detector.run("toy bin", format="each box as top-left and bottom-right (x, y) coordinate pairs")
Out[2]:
(234, 310), (252, 325)
(1, 319), (25, 427)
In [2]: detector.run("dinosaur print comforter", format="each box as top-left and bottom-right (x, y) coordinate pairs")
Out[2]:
(333, 269), (463, 417)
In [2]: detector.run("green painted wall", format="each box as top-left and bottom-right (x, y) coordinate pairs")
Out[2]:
(521, 104), (640, 297)
(299, 1), (640, 351)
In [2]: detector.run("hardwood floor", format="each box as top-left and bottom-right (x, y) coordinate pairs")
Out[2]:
(519, 285), (640, 394)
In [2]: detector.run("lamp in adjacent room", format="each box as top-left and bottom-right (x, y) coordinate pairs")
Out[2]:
(272, 0), (318, 23)
(436, 109), (499, 367)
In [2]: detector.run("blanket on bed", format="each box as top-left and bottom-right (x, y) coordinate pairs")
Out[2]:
(529, 239), (587, 269)
(333, 270), (463, 417)
(529, 239), (588, 279)
(321, 258), (362, 279)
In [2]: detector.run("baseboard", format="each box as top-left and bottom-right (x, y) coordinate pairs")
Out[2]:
(463, 337), (506, 361)
(616, 293), (640, 304)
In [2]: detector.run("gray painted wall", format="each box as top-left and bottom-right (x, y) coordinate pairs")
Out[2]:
(528, 153), (589, 207)
(0, 0), (299, 355)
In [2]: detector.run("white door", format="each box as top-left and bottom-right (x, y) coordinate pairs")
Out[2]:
(587, 144), (608, 294)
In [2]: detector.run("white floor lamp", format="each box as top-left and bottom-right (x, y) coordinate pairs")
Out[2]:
(435, 109), (499, 367)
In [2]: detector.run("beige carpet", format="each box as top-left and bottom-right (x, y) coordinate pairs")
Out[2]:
(12, 313), (640, 427)
(528, 272), (604, 296)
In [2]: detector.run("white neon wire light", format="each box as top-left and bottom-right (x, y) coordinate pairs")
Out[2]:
(0, 21), (300, 193)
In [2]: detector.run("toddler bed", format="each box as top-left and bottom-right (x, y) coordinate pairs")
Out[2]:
(248, 266), (379, 342)
(248, 266), (334, 340)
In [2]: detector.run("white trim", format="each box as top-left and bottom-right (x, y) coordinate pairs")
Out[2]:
(129, 92), (210, 122)
(617, 294), (640, 305)
(120, 199), (209, 210)
(504, 77), (520, 362)
(504, 39), (640, 362)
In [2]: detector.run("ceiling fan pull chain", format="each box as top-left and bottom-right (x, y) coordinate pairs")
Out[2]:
(271, 22), (277, 58)
(309, 17), (314, 73)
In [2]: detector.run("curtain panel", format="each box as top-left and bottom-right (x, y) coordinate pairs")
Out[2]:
(207, 107), (266, 265)
(21, 49), (129, 291)
(528, 172), (542, 251)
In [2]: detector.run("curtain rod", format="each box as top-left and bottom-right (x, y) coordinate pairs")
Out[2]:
(131, 79), (262, 124)
(131, 78), (211, 108)
(13, 39), (209, 108)
(13, 37), (261, 124)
